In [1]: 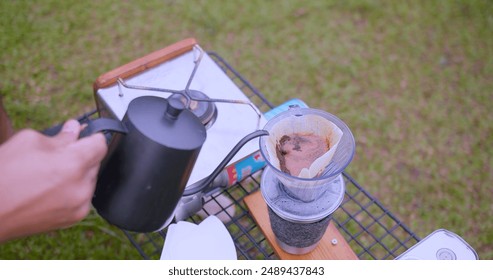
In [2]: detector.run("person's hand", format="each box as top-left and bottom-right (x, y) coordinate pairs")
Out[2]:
(0, 120), (107, 243)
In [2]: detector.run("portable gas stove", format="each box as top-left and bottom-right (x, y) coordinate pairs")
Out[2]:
(94, 38), (266, 190)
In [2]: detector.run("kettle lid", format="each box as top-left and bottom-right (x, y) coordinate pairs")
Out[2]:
(126, 96), (206, 149)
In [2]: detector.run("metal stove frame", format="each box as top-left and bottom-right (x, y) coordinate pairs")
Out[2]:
(117, 52), (421, 260)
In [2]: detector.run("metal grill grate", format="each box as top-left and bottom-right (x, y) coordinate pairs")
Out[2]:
(120, 52), (420, 260)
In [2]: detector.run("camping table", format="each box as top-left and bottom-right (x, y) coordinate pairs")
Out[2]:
(119, 51), (421, 260)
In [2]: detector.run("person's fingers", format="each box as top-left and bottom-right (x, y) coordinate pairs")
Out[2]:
(80, 164), (100, 197)
(51, 120), (81, 146)
(69, 133), (108, 167)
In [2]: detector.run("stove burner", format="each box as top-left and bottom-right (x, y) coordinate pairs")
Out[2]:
(169, 91), (218, 129)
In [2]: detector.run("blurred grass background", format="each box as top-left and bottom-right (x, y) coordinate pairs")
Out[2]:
(0, 0), (491, 259)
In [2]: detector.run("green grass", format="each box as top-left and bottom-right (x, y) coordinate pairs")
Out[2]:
(1, 0), (492, 259)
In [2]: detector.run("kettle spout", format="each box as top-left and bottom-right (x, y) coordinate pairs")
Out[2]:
(183, 130), (269, 196)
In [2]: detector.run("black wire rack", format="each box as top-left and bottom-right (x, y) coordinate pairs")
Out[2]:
(119, 52), (421, 260)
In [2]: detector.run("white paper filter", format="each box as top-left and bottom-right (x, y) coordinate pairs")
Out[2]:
(160, 215), (237, 260)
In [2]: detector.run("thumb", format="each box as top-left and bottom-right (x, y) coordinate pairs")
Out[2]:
(53, 119), (81, 145)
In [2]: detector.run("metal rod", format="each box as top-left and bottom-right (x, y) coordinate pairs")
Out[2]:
(187, 96), (263, 130)
(117, 78), (183, 95)
(185, 45), (204, 91)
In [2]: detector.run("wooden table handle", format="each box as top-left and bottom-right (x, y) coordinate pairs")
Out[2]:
(93, 38), (198, 91)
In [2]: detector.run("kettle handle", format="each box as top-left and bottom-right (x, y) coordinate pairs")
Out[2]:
(79, 118), (128, 140)
(42, 117), (128, 141)
(183, 129), (269, 196)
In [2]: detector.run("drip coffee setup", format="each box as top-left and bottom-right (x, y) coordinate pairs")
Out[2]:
(258, 107), (355, 254)
(44, 38), (433, 259)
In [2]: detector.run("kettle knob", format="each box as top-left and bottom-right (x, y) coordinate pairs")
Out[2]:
(166, 96), (185, 119)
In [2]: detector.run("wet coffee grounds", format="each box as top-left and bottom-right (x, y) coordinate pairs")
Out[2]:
(276, 133), (329, 176)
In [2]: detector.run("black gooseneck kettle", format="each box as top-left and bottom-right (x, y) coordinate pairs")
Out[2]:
(81, 94), (268, 232)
